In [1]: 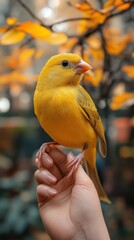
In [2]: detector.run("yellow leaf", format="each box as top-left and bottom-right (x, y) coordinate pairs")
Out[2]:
(104, 0), (131, 10)
(0, 26), (8, 34)
(110, 93), (134, 110)
(6, 17), (18, 25)
(19, 48), (35, 63)
(0, 74), (10, 84)
(122, 65), (134, 79)
(34, 49), (44, 59)
(91, 11), (107, 24)
(84, 69), (103, 87)
(117, 3), (131, 11)
(10, 83), (22, 95)
(103, 0), (115, 9)
(0, 29), (26, 45)
(82, 52), (91, 63)
(75, 2), (93, 12)
(88, 35), (102, 50)
(45, 32), (68, 45)
(0, 71), (36, 86)
(104, 27), (129, 55)
(5, 47), (35, 69)
(17, 21), (51, 40)
(59, 38), (77, 53)
(106, 37), (129, 55)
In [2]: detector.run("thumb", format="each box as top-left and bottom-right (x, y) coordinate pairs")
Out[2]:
(67, 152), (93, 188)
(75, 165), (93, 187)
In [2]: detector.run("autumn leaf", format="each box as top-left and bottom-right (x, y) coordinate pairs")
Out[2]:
(84, 68), (103, 87)
(104, 27), (129, 55)
(110, 92), (134, 110)
(59, 38), (77, 53)
(19, 48), (35, 64)
(45, 32), (68, 45)
(75, 1), (93, 13)
(122, 65), (134, 79)
(105, 38), (129, 55)
(0, 26), (8, 34)
(5, 47), (35, 69)
(103, 0), (131, 11)
(0, 71), (36, 86)
(0, 28), (26, 45)
(91, 11), (107, 25)
(10, 83), (22, 95)
(88, 35), (102, 49)
(34, 49), (44, 59)
(17, 21), (51, 40)
(103, 0), (115, 9)
(6, 17), (18, 25)
(117, 2), (131, 11)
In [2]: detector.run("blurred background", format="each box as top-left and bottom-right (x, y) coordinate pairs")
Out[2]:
(0, 0), (134, 239)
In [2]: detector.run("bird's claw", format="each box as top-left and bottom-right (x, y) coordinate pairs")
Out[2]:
(35, 142), (58, 169)
(66, 152), (84, 177)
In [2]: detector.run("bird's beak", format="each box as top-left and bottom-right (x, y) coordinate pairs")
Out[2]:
(75, 60), (93, 74)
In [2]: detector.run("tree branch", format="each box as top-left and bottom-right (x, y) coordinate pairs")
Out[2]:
(17, 0), (46, 26)
(49, 17), (91, 28)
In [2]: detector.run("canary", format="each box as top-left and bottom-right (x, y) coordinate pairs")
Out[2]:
(34, 53), (110, 203)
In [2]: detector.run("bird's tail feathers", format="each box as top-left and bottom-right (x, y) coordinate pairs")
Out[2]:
(84, 148), (111, 204)
(99, 138), (107, 157)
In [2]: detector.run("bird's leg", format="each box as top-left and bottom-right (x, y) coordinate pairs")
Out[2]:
(35, 142), (59, 169)
(67, 143), (88, 177)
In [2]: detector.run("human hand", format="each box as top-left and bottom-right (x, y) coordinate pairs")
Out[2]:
(35, 144), (110, 240)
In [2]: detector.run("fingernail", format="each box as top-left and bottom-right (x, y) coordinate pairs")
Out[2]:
(46, 156), (53, 164)
(42, 153), (53, 166)
(69, 152), (74, 160)
(35, 158), (41, 169)
(47, 174), (57, 183)
(47, 188), (57, 196)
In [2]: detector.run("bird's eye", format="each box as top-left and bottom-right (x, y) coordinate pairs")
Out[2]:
(61, 60), (69, 67)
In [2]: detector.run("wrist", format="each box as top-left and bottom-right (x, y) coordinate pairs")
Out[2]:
(72, 215), (110, 240)
(81, 216), (110, 240)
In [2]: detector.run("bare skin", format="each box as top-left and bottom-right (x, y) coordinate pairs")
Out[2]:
(35, 144), (110, 240)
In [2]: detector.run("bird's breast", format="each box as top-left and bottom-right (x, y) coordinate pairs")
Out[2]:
(35, 87), (96, 148)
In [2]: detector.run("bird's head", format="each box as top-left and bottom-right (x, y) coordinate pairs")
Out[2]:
(37, 53), (92, 90)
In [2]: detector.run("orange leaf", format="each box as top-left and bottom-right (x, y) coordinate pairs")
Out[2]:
(5, 47), (35, 69)
(0, 29), (26, 45)
(91, 11), (107, 24)
(34, 49), (44, 59)
(0, 26), (8, 34)
(75, 2), (93, 12)
(17, 21), (51, 40)
(0, 71), (36, 86)
(84, 69), (103, 87)
(104, 27), (129, 55)
(122, 65), (134, 79)
(0, 74), (10, 84)
(88, 35), (102, 50)
(103, 0), (115, 9)
(117, 3), (131, 11)
(82, 52), (91, 63)
(106, 37), (129, 55)
(6, 17), (18, 25)
(45, 32), (68, 45)
(59, 38), (77, 53)
(110, 93), (134, 110)
(10, 83), (22, 95)
(19, 48), (35, 63)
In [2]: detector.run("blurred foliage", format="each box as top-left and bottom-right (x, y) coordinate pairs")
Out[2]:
(0, 0), (134, 239)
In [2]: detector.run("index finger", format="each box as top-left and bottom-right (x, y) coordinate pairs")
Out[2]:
(47, 145), (68, 176)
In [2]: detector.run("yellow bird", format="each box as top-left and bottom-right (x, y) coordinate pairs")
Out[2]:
(34, 53), (110, 203)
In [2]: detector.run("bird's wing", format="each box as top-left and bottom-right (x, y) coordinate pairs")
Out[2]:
(77, 85), (107, 157)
